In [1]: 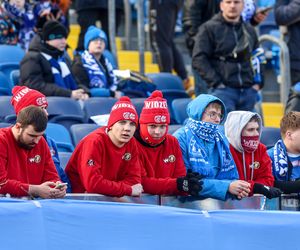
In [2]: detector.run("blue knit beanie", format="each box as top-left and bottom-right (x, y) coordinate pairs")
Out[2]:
(84, 26), (108, 50)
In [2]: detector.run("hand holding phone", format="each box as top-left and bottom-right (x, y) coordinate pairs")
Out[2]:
(256, 6), (273, 14)
(55, 182), (68, 189)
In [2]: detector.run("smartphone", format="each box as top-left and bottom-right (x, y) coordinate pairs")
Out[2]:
(256, 6), (273, 14)
(55, 182), (68, 189)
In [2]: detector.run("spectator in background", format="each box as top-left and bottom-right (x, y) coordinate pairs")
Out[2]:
(65, 96), (143, 197)
(174, 94), (251, 200)
(149, 0), (191, 94)
(268, 111), (300, 194)
(20, 20), (89, 100)
(75, 0), (123, 52)
(225, 111), (282, 199)
(0, 2), (18, 45)
(192, 0), (260, 113)
(11, 86), (71, 192)
(2, 0), (36, 50)
(182, 0), (268, 96)
(0, 105), (66, 198)
(275, 0), (300, 112)
(72, 26), (122, 98)
(135, 90), (202, 196)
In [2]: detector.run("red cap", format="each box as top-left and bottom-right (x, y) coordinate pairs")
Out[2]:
(11, 86), (48, 115)
(107, 96), (138, 128)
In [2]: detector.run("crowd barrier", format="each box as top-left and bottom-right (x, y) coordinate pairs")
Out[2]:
(1, 196), (300, 250)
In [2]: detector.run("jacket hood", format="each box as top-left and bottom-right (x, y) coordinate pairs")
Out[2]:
(224, 111), (262, 152)
(186, 94), (226, 123)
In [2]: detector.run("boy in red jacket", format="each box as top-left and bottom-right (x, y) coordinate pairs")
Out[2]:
(135, 90), (202, 195)
(65, 96), (143, 197)
(224, 111), (282, 198)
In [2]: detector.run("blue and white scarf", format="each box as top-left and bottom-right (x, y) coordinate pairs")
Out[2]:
(185, 118), (238, 179)
(81, 50), (117, 91)
(42, 53), (77, 90)
(273, 140), (291, 181)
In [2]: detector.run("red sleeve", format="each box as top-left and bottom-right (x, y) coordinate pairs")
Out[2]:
(77, 139), (134, 197)
(141, 138), (187, 195)
(248, 144), (275, 195)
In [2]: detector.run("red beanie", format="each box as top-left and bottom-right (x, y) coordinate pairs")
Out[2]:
(107, 96), (138, 128)
(11, 86), (48, 115)
(139, 90), (170, 124)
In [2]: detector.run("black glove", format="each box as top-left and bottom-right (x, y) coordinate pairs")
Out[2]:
(177, 176), (203, 196)
(253, 183), (282, 199)
(186, 169), (202, 180)
(274, 180), (300, 194)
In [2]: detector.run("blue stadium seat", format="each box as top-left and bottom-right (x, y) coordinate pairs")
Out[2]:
(0, 45), (25, 64)
(83, 97), (117, 123)
(46, 97), (85, 130)
(58, 152), (72, 170)
(0, 71), (12, 95)
(146, 73), (189, 124)
(46, 123), (74, 152)
(131, 98), (146, 116)
(70, 123), (99, 146)
(172, 98), (191, 124)
(168, 124), (182, 135)
(0, 122), (12, 128)
(260, 127), (281, 149)
(0, 96), (15, 122)
(10, 69), (20, 86)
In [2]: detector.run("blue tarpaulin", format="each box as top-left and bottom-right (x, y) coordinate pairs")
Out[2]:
(1, 198), (300, 250)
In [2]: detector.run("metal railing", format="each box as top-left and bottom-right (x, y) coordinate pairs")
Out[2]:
(259, 34), (291, 106)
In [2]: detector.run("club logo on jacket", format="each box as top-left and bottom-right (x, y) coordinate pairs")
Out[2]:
(29, 155), (41, 164)
(122, 153), (131, 161)
(250, 161), (260, 169)
(87, 159), (95, 166)
(163, 155), (176, 163)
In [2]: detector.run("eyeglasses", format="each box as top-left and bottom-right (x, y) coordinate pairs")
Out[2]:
(204, 111), (224, 120)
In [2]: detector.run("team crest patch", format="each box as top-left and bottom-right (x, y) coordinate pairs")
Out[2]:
(87, 159), (95, 166)
(122, 153), (131, 161)
(250, 161), (260, 169)
(163, 155), (176, 163)
(154, 115), (167, 123)
(29, 155), (41, 163)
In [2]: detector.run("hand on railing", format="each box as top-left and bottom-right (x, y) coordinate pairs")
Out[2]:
(253, 183), (282, 199)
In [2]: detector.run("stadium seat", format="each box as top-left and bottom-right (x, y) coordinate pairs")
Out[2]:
(83, 97), (117, 123)
(46, 97), (85, 130)
(0, 45), (25, 64)
(0, 96), (15, 122)
(131, 98), (146, 116)
(10, 69), (20, 86)
(58, 152), (72, 170)
(0, 122), (12, 128)
(172, 98), (191, 124)
(46, 123), (74, 152)
(0, 71), (13, 95)
(70, 123), (99, 146)
(168, 124), (182, 135)
(260, 127), (281, 149)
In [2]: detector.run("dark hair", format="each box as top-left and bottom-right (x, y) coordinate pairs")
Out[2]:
(16, 105), (48, 132)
(280, 111), (300, 139)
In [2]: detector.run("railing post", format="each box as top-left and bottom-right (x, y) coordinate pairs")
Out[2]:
(108, 0), (118, 66)
(123, 0), (132, 50)
(259, 34), (291, 106)
(136, 0), (145, 75)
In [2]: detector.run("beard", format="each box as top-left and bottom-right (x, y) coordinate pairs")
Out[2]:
(17, 132), (36, 150)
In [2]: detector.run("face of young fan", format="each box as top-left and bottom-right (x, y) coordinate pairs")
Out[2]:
(202, 106), (223, 124)
(46, 37), (67, 51)
(242, 121), (260, 137)
(287, 129), (300, 154)
(88, 38), (106, 55)
(17, 124), (44, 150)
(221, 0), (244, 22)
(108, 120), (136, 147)
(147, 124), (167, 140)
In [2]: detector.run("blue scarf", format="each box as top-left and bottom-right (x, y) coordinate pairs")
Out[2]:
(81, 50), (117, 91)
(273, 140), (290, 181)
(42, 53), (77, 90)
(185, 118), (238, 179)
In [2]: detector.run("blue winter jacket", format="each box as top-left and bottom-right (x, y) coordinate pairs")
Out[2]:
(174, 94), (238, 200)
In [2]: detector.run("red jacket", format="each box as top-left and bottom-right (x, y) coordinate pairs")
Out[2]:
(138, 134), (186, 195)
(65, 127), (141, 197)
(0, 127), (60, 197)
(229, 143), (274, 195)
